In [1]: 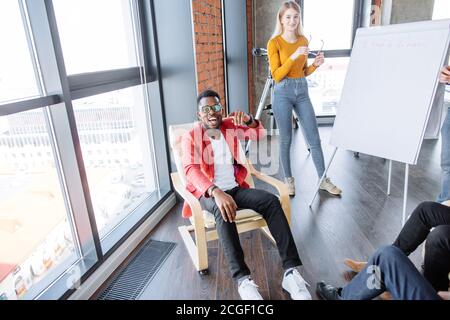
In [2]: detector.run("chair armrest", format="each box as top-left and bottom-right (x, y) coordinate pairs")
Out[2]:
(247, 162), (289, 198)
(247, 163), (291, 224)
(170, 173), (205, 226)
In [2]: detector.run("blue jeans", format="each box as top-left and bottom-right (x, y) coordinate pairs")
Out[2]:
(437, 107), (450, 203)
(272, 77), (326, 179)
(341, 246), (441, 300)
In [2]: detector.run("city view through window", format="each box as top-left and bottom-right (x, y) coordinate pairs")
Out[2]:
(0, 0), (156, 300)
(72, 87), (157, 239)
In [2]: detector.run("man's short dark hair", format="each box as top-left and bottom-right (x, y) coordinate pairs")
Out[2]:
(197, 89), (220, 106)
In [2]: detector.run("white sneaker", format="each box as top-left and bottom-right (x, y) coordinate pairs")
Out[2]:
(285, 177), (295, 196)
(238, 278), (263, 300)
(282, 269), (312, 300)
(319, 177), (342, 196)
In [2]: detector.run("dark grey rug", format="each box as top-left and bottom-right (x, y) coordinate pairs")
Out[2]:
(97, 239), (176, 300)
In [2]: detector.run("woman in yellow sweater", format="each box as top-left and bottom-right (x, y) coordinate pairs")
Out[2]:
(267, 1), (341, 197)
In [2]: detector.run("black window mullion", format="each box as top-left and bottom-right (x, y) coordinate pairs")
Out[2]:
(25, 0), (103, 262)
(352, 0), (365, 47)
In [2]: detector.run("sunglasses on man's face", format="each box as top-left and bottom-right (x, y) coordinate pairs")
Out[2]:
(199, 104), (222, 114)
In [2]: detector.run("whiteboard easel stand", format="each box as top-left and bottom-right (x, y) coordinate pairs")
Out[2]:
(387, 160), (392, 195)
(309, 150), (410, 227)
(386, 160), (410, 226)
(402, 164), (409, 226)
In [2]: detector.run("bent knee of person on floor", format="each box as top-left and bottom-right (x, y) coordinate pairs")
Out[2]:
(417, 201), (441, 216)
(426, 225), (450, 250)
(373, 245), (402, 261)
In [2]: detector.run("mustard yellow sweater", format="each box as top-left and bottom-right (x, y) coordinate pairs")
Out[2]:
(267, 35), (317, 83)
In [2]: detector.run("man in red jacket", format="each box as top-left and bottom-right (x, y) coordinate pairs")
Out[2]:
(181, 89), (309, 300)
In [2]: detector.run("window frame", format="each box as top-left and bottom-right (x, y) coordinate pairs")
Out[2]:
(0, 0), (171, 300)
(298, 0), (365, 121)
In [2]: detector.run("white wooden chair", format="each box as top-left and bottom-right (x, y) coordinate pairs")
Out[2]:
(169, 122), (291, 274)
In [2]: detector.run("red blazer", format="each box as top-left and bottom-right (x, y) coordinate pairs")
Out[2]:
(181, 118), (266, 218)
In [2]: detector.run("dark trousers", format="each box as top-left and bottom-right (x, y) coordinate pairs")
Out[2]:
(393, 201), (450, 291)
(341, 246), (441, 300)
(199, 187), (301, 280)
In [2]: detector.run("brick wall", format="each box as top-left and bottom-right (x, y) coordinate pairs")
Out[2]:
(192, 0), (226, 110)
(371, 0), (383, 26)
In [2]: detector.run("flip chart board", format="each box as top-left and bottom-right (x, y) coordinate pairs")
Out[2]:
(331, 20), (450, 164)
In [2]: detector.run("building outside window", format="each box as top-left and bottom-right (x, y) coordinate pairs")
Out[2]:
(0, 0), (170, 300)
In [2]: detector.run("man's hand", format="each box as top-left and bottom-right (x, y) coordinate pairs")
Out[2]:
(439, 66), (450, 84)
(229, 111), (253, 127)
(212, 188), (237, 223)
(438, 291), (450, 300)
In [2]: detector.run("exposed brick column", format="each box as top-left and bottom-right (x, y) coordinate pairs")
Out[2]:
(192, 0), (226, 110)
(246, 0), (255, 115)
(371, 0), (383, 26)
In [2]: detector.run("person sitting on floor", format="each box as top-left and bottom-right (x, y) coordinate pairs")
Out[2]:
(181, 89), (311, 300)
(316, 201), (450, 300)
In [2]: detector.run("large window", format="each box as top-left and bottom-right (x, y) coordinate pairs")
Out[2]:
(0, 1), (39, 103)
(433, 0), (450, 20)
(0, 109), (78, 300)
(73, 86), (157, 239)
(303, 0), (355, 51)
(53, 0), (139, 75)
(307, 57), (350, 117)
(0, 0), (170, 300)
(301, 0), (363, 117)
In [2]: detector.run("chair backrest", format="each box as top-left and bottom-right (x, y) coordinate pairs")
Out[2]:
(168, 122), (254, 188)
(169, 122), (195, 187)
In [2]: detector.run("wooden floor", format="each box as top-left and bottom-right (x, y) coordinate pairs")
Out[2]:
(136, 126), (442, 300)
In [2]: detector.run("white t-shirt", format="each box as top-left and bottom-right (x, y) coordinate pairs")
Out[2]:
(209, 133), (238, 191)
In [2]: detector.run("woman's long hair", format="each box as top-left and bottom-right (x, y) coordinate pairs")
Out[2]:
(271, 1), (304, 39)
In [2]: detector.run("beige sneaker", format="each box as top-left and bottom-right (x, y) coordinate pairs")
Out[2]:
(285, 177), (295, 196)
(319, 177), (342, 196)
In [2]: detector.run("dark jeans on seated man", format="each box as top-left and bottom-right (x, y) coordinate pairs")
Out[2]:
(393, 201), (450, 291)
(317, 201), (450, 300)
(199, 186), (301, 281)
